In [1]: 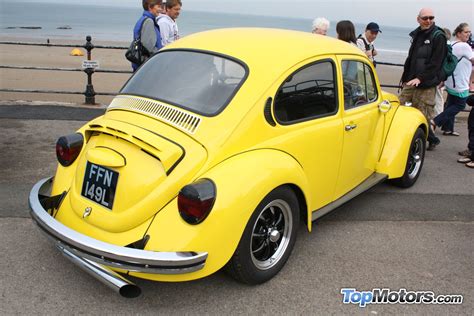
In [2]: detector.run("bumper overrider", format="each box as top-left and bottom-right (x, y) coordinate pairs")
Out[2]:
(29, 177), (208, 298)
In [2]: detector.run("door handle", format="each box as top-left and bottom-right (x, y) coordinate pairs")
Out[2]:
(345, 124), (357, 131)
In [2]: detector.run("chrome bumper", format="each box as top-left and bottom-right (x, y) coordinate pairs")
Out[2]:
(29, 177), (208, 275)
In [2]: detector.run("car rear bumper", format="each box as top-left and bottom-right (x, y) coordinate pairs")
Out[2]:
(29, 177), (208, 275)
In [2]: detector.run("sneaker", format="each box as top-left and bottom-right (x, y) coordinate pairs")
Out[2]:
(457, 157), (471, 163)
(427, 143), (437, 151)
(443, 131), (460, 136)
(458, 149), (472, 157)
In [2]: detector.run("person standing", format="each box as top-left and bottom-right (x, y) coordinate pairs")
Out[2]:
(312, 17), (330, 36)
(433, 23), (474, 136)
(457, 94), (474, 168)
(469, 33), (474, 91)
(336, 20), (357, 46)
(157, 0), (182, 47)
(398, 8), (447, 150)
(337, 20), (360, 98)
(433, 28), (452, 117)
(357, 22), (381, 66)
(130, 0), (163, 71)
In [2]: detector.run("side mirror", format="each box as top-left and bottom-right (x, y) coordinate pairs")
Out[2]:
(378, 100), (392, 113)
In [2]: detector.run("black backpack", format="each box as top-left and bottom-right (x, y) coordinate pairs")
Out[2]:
(357, 34), (376, 67)
(357, 34), (371, 51)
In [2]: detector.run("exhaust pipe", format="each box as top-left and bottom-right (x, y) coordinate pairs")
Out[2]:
(58, 244), (141, 298)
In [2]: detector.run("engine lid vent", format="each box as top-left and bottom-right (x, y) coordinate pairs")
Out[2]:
(108, 95), (201, 134)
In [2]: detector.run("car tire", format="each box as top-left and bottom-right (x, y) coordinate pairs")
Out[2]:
(390, 127), (426, 188)
(225, 186), (299, 284)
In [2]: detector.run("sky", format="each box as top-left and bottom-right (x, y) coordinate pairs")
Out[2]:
(14, 0), (474, 28)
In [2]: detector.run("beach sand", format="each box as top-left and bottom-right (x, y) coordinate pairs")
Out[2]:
(0, 37), (131, 105)
(0, 36), (403, 106)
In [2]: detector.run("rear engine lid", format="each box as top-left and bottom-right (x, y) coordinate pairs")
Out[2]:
(65, 118), (207, 233)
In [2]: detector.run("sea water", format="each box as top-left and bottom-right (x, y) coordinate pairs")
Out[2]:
(0, 1), (411, 63)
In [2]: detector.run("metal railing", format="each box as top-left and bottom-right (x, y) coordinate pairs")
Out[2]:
(0, 37), (406, 104)
(0, 36), (132, 105)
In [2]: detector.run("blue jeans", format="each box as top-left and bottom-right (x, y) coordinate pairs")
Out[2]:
(433, 94), (467, 132)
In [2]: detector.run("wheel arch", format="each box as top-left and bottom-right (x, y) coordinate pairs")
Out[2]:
(418, 122), (428, 141)
(286, 183), (308, 227)
(389, 127), (426, 187)
(376, 106), (428, 178)
(225, 184), (301, 284)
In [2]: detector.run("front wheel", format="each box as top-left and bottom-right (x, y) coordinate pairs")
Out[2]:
(391, 127), (426, 188)
(225, 186), (299, 284)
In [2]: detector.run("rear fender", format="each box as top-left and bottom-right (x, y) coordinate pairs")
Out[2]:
(376, 106), (428, 178)
(139, 149), (310, 281)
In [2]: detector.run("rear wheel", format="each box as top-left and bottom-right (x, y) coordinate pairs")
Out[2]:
(225, 186), (299, 284)
(391, 128), (426, 188)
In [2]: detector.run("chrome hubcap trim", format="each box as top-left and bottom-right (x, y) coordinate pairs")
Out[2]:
(408, 138), (423, 179)
(269, 229), (280, 243)
(250, 199), (292, 270)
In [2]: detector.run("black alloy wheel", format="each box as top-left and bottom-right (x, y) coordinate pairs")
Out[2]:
(225, 186), (299, 284)
(391, 127), (426, 188)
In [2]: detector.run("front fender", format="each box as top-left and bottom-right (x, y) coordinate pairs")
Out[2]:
(135, 149), (310, 282)
(376, 106), (428, 178)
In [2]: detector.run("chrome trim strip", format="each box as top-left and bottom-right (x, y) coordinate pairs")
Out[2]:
(312, 173), (387, 221)
(29, 177), (207, 274)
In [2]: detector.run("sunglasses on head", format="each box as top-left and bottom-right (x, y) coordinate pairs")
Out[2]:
(420, 16), (435, 21)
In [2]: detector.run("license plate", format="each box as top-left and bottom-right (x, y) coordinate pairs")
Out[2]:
(81, 162), (119, 210)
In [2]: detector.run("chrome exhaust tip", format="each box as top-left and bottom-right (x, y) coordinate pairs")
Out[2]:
(118, 283), (141, 299)
(58, 244), (141, 298)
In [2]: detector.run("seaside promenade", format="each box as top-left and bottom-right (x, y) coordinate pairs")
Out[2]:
(0, 37), (473, 313)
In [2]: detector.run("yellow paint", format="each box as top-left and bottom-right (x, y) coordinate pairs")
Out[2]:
(86, 147), (125, 167)
(48, 28), (426, 282)
(132, 149), (310, 281)
(376, 106), (428, 178)
(333, 55), (386, 198)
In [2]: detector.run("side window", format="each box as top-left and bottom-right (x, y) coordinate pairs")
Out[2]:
(364, 64), (378, 102)
(342, 60), (378, 110)
(274, 61), (337, 123)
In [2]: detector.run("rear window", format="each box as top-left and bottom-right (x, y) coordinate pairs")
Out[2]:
(120, 50), (247, 116)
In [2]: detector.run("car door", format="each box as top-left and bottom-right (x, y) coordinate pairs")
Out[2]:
(334, 57), (385, 199)
(271, 57), (344, 211)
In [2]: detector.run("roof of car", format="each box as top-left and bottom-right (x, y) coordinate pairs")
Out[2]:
(165, 27), (365, 73)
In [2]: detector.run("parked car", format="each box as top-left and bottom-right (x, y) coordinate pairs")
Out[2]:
(29, 28), (427, 298)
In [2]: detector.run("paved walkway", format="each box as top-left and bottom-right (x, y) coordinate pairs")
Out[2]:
(0, 104), (472, 314)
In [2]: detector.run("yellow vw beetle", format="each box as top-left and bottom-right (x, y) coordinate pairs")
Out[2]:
(29, 28), (427, 297)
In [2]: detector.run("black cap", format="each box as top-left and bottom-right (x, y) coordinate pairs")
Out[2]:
(366, 22), (382, 33)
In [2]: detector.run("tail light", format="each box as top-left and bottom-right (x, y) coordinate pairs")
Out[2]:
(178, 179), (216, 224)
(56, 133), (84, 166)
